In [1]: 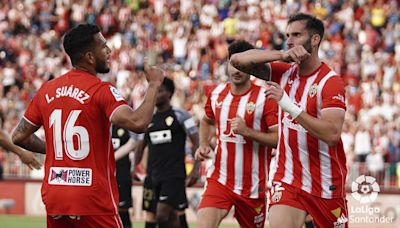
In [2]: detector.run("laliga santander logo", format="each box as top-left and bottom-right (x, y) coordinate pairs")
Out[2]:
(351, 175), (380, 204)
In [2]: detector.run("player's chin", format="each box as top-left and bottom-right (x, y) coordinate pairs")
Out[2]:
(97, 67), (110, 74)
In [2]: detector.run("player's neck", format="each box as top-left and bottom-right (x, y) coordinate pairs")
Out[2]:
(156, 103), (171, 113)
(73, 64), (97, 76)
(230, 81), (251, 96)
(298, 55), (321, 76)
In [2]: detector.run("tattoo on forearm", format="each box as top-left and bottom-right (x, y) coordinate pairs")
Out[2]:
(14, 119), (46, 154)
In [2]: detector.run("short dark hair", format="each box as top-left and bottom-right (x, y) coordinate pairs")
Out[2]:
(162, 77), (175, 96)
(228, 40), (254, 59)
(63, 24), (101, 65)
(288, 13), (324, 43)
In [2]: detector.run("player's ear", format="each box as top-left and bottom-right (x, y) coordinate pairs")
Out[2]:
(311, 34), (320, 47)
(85, 52), (96, 65)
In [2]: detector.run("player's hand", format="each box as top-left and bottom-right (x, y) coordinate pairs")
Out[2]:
(18, 150), (42, 170)
(143, 61), (165, 86)
(282, 46), (310, 64)
(265, 81), (284, 102)
(195, 145), (213, 161)
(230, 117), (248, 136)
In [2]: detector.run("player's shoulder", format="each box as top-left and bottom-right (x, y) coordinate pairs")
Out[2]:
(210, 82), (229, 95)
(172, 107), (192, 119)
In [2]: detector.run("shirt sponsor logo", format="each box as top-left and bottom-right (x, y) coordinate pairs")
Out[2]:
(283, 114), (307, 132)
(48, 167), (92, 186)
(149, 130), (172, 144)
(110, 86), (124, 101)
(221, 119), (246, 144)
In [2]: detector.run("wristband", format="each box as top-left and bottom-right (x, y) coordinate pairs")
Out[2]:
(277, 92), (302, 119)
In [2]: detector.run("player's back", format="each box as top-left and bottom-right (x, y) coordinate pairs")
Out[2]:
(26, 69), (123, 215)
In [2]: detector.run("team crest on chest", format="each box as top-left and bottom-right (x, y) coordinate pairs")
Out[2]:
(246, 102), (256, 114)
(309, 83), (318, 97)
(117, 128), (125, 137)
(165, 116), (174, 126)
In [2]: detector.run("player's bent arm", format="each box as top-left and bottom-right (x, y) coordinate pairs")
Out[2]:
(111, 82), (160, 133)
(242, 125), (278, 148)
(199, 116), (215, 147)
(12, 118), (46, 154)
(230, 49), (286, 80)
(115, 138), (136, 161)
(295, 109), (345, 147)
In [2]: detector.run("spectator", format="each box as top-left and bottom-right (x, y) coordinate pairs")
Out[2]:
(354, 125), (372, 162)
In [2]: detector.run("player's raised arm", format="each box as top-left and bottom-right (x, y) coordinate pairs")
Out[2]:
(111, 62), (165, 133)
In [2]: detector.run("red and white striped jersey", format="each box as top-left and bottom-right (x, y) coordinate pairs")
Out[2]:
(270, 62), (347, 199)
(204, 83), (278, 199)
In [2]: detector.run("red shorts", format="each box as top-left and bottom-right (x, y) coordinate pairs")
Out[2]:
(269, 181), (348, 228)
(46, 214), (123, 228)
(199, 178), (266, 228)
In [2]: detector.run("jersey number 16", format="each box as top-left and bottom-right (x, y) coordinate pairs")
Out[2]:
(49, 109), (90, 160)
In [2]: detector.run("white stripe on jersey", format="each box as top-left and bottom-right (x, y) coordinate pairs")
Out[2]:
(233, 92), (251, 195)
(316, 70), (337, 198)
(298, 73), (318, 193)
(210, 84), (227, 120)
(207, 84), (226, 178)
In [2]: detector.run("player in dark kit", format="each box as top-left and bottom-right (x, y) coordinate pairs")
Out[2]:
(136, 77), (200, 228)
(111, 124), (136, 228)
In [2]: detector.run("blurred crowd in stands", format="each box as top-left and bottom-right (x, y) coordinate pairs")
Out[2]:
(0, 0), (399, 188)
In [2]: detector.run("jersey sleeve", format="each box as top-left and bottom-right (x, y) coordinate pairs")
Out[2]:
(23, 90), (43, 127)
(321, 76), (346, 111)
(263, 98), (279, 129)
(95, 83), (128, 120)
(269, 62), (292, 83)
(174, 108), (198, 135)
(204, 94), (215, 120)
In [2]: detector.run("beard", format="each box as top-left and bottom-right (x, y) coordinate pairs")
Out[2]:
(95, 58), (110, 74)
(303, 36), (313, 54)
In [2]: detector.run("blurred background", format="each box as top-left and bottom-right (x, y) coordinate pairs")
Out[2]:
(0, 0), (399, 227)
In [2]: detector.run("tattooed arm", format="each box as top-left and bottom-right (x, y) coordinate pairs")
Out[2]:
(12, 118), (46, 154)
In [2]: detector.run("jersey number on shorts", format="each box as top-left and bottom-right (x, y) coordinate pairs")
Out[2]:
(49, 109), (90, 160)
